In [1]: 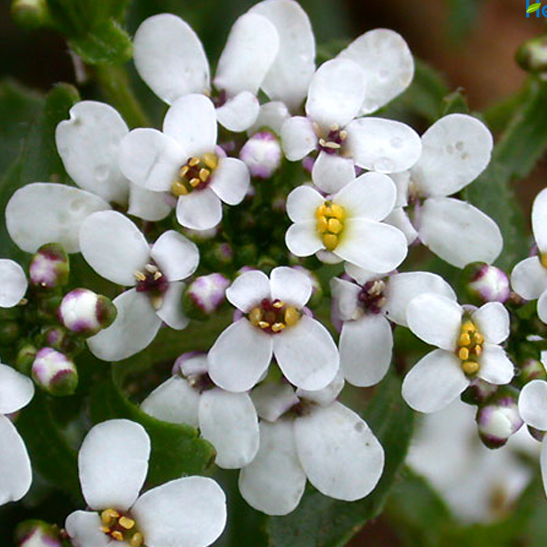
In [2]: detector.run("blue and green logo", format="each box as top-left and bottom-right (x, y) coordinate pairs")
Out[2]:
(527, 1), (547, 16)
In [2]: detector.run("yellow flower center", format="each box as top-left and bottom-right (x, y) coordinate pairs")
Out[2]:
(171, 153), (218, 197)
(541, 252), (547, 270)
(315, 201), (346, 251)
(248, 298), (301, 334)
(100, 508), (144, 546)
(457, 319), (484, 376)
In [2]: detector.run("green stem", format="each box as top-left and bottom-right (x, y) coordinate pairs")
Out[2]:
(95, 64), (150, 128)
(482, 85), (529, 134)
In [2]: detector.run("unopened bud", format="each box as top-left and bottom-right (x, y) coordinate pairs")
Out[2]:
(183, 274), (230, 321)
(15, 520), (62, 547)
(461, 378), (498, 405)
(0, 321), (21, 345)
(203, 242), (234, 270)
(464, 262), (510, 304)
(516, 36), (547, 75)
(11, 0), (50, 29)
(239, 131), (282, 179)
(31, 348), (78, 396)
(58, 289), (116, 337)
(16, 344), (37, 376)
(477, 397), (523, 449)
(29, 243), (69, 289)
(519, 357), (547, 384)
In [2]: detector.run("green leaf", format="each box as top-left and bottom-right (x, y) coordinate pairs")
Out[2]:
(527, 2), (541, 13)
(89, 371), (216, 488)
(265, 372), (414, 547)
(441, 88), (470, 116)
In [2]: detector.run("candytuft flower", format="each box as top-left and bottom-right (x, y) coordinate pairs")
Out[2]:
(0, 259), (27, 308)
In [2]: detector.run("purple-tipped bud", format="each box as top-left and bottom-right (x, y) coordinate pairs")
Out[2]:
(477, 397), (523, 449)
(461, 378), (498, 405)
(58, 289), (116, 337)
(29, 243), (69, 289)
(239, 131), (282, 179)
(15, 520), (62, 547)
(31, 348), (78, 396)
(183, 273), (230, 321)
(520, 358), (547, 384)
(465, 263), (510, 304)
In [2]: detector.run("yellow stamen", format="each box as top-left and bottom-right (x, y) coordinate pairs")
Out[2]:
(472, 344), (482, 357)
(462, 320), (476, 333)
(339, 130), (348, 141)
(329, 204), (345, 220)
(458, 347), (469, 360)
(190, 177), (201, 188)
(322, 233), (339, 251)
(328, 218), (343, 234)
(179, 165), (189, 177)
(473, 332), (484, 344)
(258, 321), (270, 329)
(316, 204), (328, 218)
(317, 216), (328, 232)
(111, 531), (124, 542)
(284, 307), (300, 327)
(199, 168), (210, 182)
(153, 271), (162, 281)
(249, 308), (262, 325)
(188, 157), (200, 167)
(134, 271), (146, 282)
(459, 332), (471, 346)
(203, 153), (218, 170)
(273, 301), (284, 309)
(100, 526), (111, 534)
(130, 533), (144, 547)
(172, 181), (189, 197)
(462, 361), (480, 375)
(145, 264), (158, 273)
(119, 517), (135, 530)
(271, 322), (285, 332)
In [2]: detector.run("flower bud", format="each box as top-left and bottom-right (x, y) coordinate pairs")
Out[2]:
(0, 320), (21, 345)
(58, 289), (116, 337)
(183, 273), (230, 321)
(477, 397), (523, 449)
(464, 262), (510, 304)
(461, 378), (498, 405)
(11, 0), (50, 29)
(239, 131), (282, 179)
(31, 348), (78, 396)
(29, 243), (69, 289)
(516, 36), (547, 74)
(15, 520), (62, 547)
(203, 242), (234, 270)
(16, 344), (37, 376)
(519, 358), (547, 384)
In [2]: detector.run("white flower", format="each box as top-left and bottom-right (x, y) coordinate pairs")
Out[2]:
(0, 259), (27, 308)
(285, 172), (407, 272)
(79, 211), (199, 361)
(239, 376), (384, 515)
(331, 265), (455, 387)
(386, 113), (503, 268)
(511, 187), (547, 322)
(402, 294), (514, 413)
(208, 267), (339, 392)
(0, 363), (34, 506)
(65, 419), (226, 547)
(119, 94), (250, 231)
(141, 352), (259, 470)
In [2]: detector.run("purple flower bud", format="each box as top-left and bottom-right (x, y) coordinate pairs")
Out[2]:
(477, 397), (523, 449)
(29, 243), (69, 289)
(239, 131), (282, 179)
(520, 358), (547, 384)
(15, 520), (62, 547)
(465, 263), (510, 304)
(58, 289), (116, 337)
(31, 348), (78, 396)
(461, 378), (498, 405)
(183, 274), (230, 321)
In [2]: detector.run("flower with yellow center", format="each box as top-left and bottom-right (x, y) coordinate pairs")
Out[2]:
(402, 294), (514, 414)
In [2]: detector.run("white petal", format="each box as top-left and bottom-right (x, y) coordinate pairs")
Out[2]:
(344, 264), (379, 285)
(330, 277), (361, 321)
(295, 402), (384, 500)
(208, 319), (273, 392)
(345, 117), (422, 173)
(286, 185), (324, 222)
(199, 389), (259, 469)
(65, 511), (109, 547)
(339, 314), (392, 387)
(215, 91), (260, 132)
(251, 383), (299, 422)
(541, 440), (547, 498)
(274, 315), (339, 390)
(335, 219), (408, 274)
(511, 257), (547, 300)
(296, 369), (345, 407)
(87, 289), (162, 362)
(406, 293), (462, 350)
(0, 414), (31, 506)
(311, 152), (356, 194)
(133, 14), (210, 104)
(533, 187), (547, 253)
(519, 379), (547, 430)
(305, 59), (365, 128)
(249, 0), (315, 110)
(239, 420), (306, 516)
(175, 188), (222, 231)
(226, 270), (271, 312)
(402, 349), (469, 413)
(209, 157), (250, 205)
(338, 29), (414, 114)
(79, 419), (150, 511)
(248, 101), (290, 135)
(128, 184), (172, 221)
(472, 302), (510, 344)
(286, 222), (326, 256)
(141, 376), (199, 427)
(79, 211), (150, 286)
(56, 101), (129, 204)
(6, 183), (110, 253)
(0, 259), (27, 308)
(163, 95), (217, 157)
(418, 197), (503, 268)
(411, 114), (493, 197)
(280, 116), (317, 161)
(119, 129), (185, 192)
(270, 266), (311, 308)
(384, 272), (456, 327)
(214, 13), (279, 96)
(538, 291), (547, 324)
(151, 231), (199, 282)
(156, 281), (188, 330)
(384, 207), (418, 245)
(132, 477), (226, 547)
(0, 364), (34, 414)
(477, 344), (514, 385)
(334, 172), (396, 222)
